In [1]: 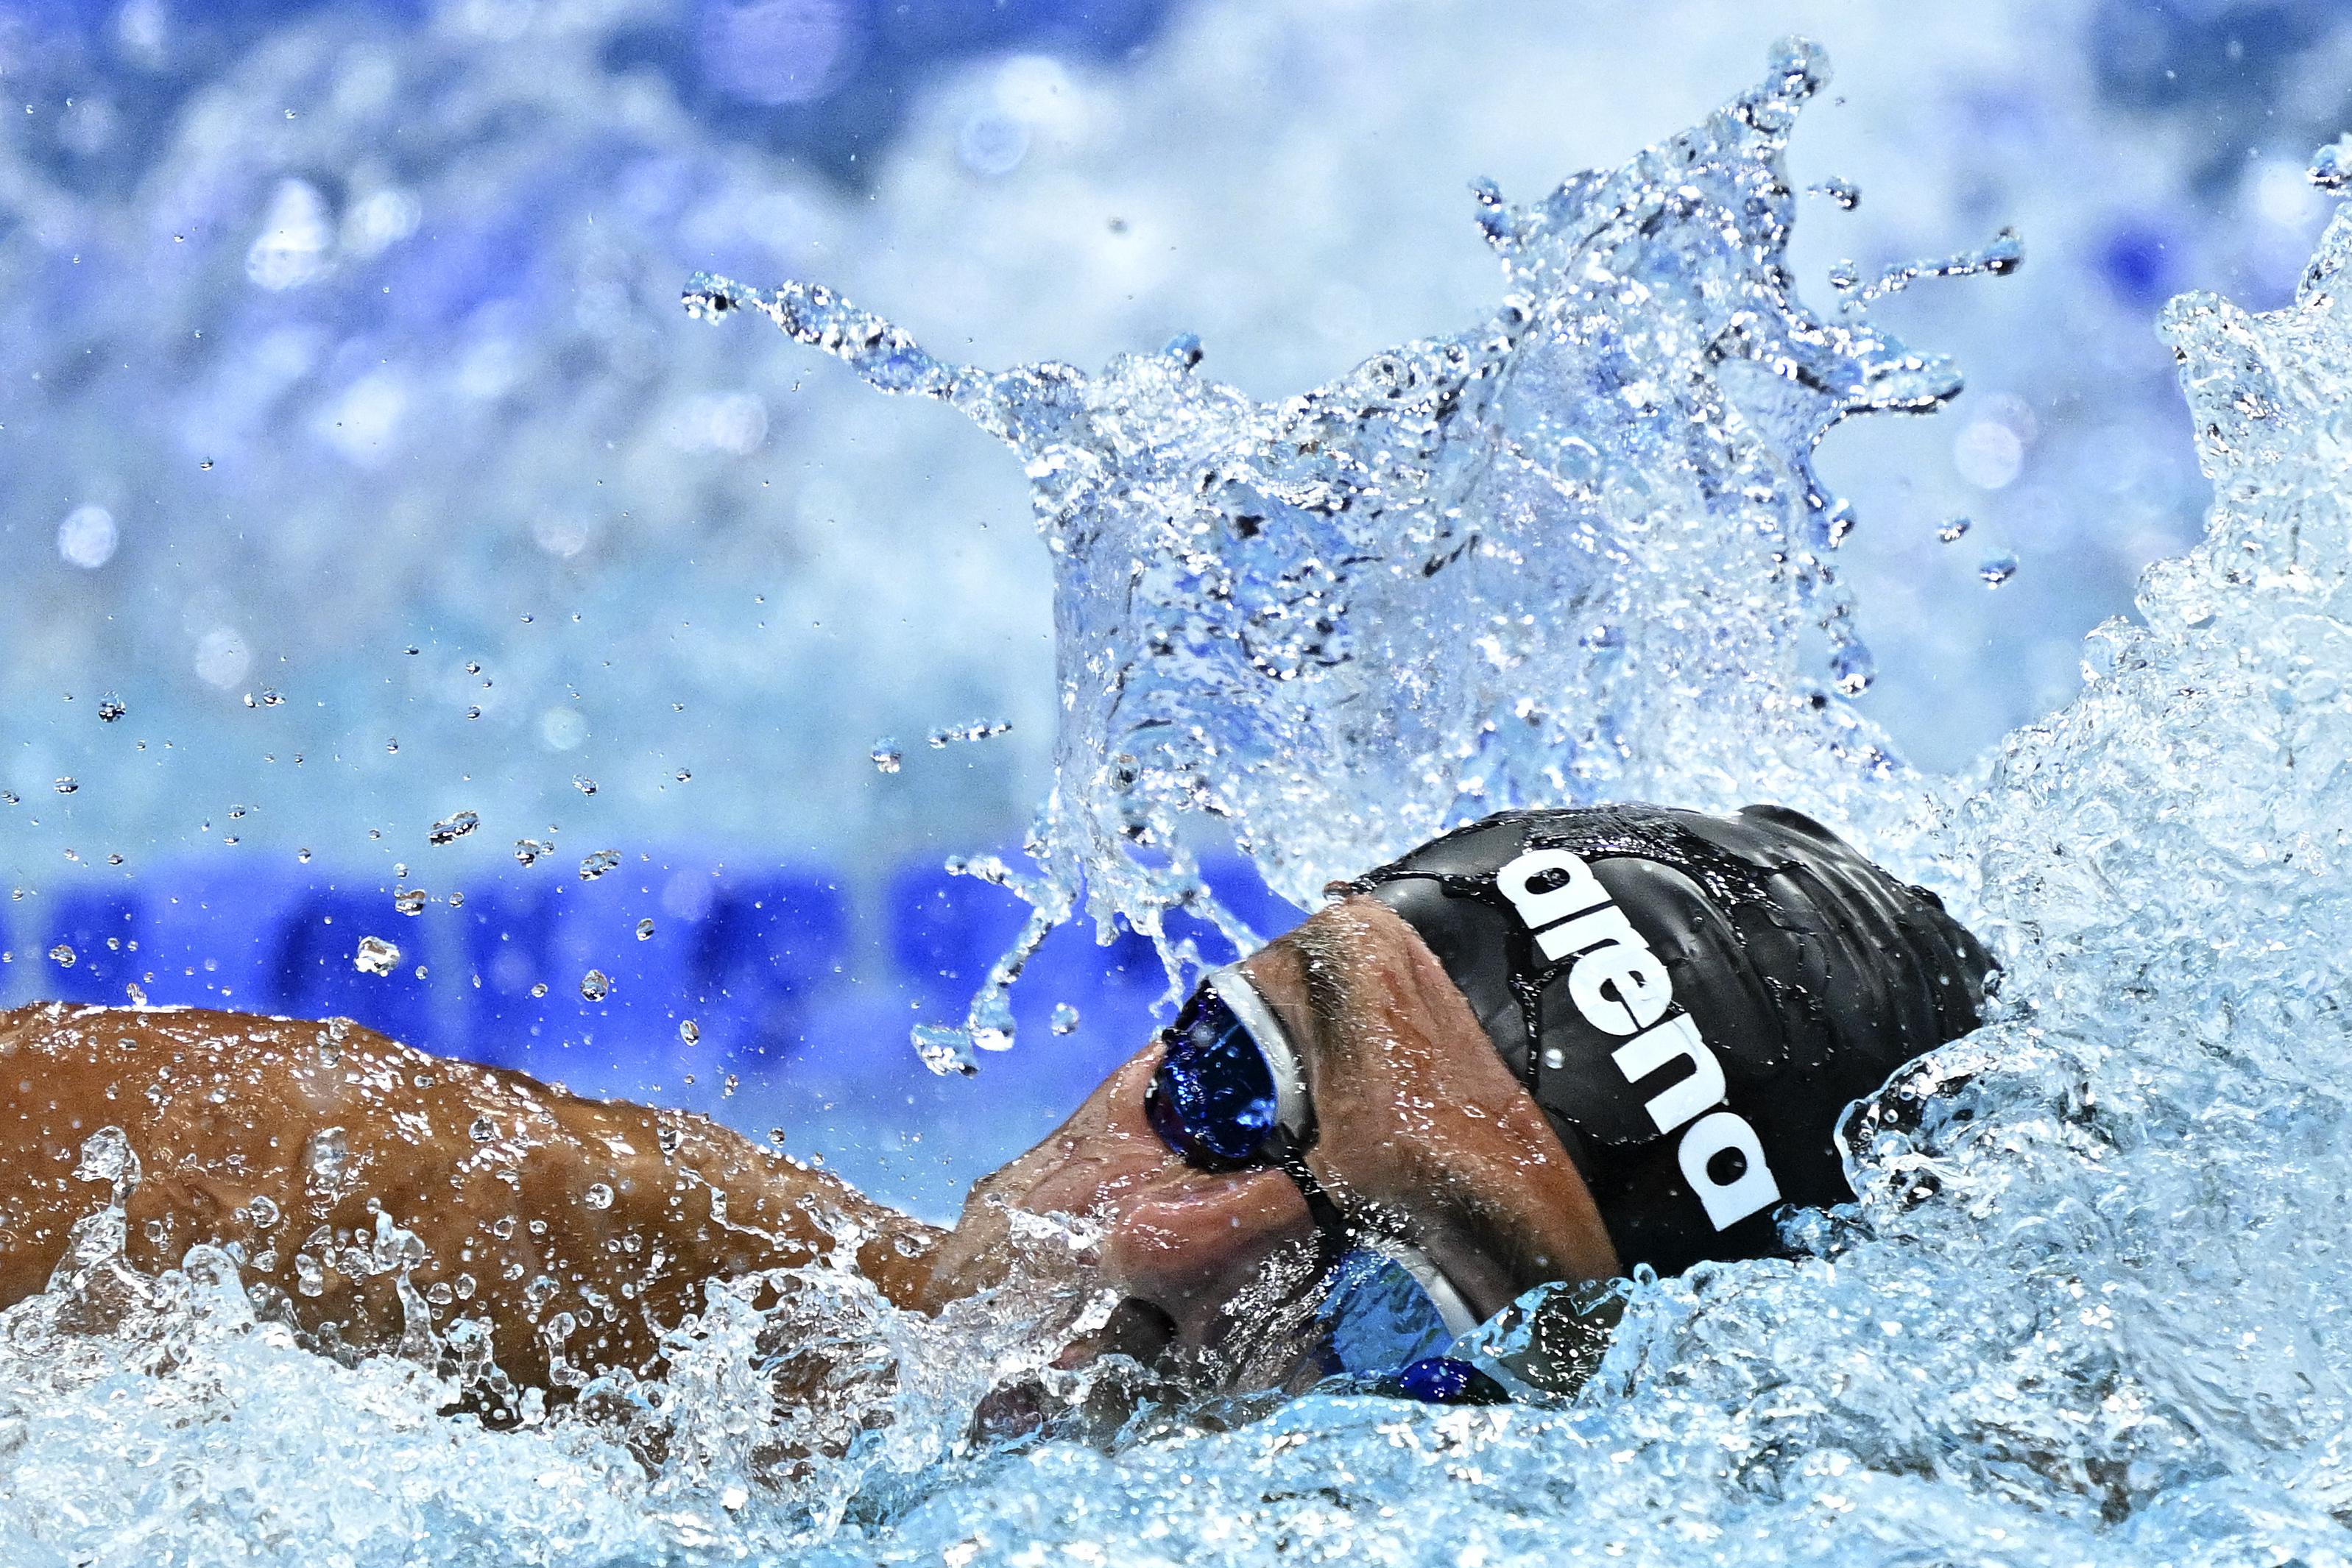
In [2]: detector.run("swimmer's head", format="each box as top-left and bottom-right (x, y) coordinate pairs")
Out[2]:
(936, 804), (1991, 1380)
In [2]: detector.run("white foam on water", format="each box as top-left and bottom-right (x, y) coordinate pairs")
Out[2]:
(12, 38), (2352, 1568)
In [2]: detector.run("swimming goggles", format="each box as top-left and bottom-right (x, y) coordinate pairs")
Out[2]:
(1141, 967), (1486, 1370)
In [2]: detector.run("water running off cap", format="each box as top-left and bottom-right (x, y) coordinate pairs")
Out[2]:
(1346, 803), (1992, 1278)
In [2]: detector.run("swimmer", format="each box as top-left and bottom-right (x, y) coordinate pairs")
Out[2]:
(0, 803), (1988, 1409)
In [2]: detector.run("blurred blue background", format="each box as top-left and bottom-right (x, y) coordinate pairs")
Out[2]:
(2, 0), (2348, 1217)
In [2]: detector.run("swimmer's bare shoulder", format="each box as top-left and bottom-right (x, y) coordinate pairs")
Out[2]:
(0, 1003), (943, 1392)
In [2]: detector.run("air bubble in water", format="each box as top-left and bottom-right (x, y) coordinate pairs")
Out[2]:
(872, 741), (903, 773)
(353, 935), (400, 975)
(1979, 553), (2019, 587)
(580, 969), (611, 1001)
(582, 1182), (613, 1210)
(579, 848), (620, 879)
(428, 810), (478, 844)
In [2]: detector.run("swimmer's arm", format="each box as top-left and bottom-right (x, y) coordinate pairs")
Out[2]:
(0, 1003), (945, 1395)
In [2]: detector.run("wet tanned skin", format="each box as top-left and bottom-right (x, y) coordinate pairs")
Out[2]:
(934, 897), (1620, 1352)
(0, 1003), (943, 1393)
(0, 897), (1618, 1392)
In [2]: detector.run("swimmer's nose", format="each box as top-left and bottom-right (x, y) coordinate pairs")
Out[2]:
(1101, 1161), (1317, 1346)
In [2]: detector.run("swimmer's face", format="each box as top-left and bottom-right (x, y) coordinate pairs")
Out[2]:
(932, 896), (1620, 1364)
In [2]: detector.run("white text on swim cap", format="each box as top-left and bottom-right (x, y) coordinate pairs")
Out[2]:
(1494, 846), (1781, 1232)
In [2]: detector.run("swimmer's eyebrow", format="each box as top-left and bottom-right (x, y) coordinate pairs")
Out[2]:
(1280, 918), (1360, 1076)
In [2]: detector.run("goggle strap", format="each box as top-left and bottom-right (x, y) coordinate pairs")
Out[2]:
(1361, 1237), (1482, 1340)
(1265, 1125), (1354, 1270)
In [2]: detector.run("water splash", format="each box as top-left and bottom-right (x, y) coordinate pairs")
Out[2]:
(0, 1136), (1133, 1566)
(690, 39), (2013, 1060)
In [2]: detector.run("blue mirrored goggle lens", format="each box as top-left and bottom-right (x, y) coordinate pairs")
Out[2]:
(1316, 1248), (1458, 1377)
(1144, 986), (1280, 1171)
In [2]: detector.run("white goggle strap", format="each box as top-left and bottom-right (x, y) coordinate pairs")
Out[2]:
(1366, 1237), (1483, 1341)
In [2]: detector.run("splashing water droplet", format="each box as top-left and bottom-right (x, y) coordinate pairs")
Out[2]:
(582, 1183), (613, 1210)
(96, 693), (125, 722)
(353, 935), (400, 975)
(393, 888), (428, 917)
(514, 837), (554, 866)
(635, 917), (654, 940)
(529, 981), (548, 999)
(49, 943), (76, 968)
(53, 777), (77, 794)
(927, 718), (1014, 749)
(571, 774), (596, 795)
(1050, 1003), (1081, 1036)
(579, 848), (620, 880)
(1807, 176), (1860, 209)
(2311, 133), (2352, 192)
(678, 1019), (700, 1045)
(427, 810), (478, 845)
(1829, 640), (1876, 697)
(304, 1126), (349, 1189)
(580, 969), (611, 1001)
(1979, 553), (2019, 587)
(1937, 515), (1972, 543)
(872, 741), (903, 774)
(469, 1115), (496, 1143)
(912, 1024), (980, 1078)
(74, 1126), (135, 1191)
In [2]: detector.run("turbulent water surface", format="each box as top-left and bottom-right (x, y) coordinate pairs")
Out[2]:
(11, 40), (2352, 1568)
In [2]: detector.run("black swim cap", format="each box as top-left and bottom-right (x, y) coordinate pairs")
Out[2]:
(1345, 803), (1991, 1278)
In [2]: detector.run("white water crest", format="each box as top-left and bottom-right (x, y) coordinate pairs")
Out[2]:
(689, 40), (2019, 1067)
(13, 39), (2352, 1568)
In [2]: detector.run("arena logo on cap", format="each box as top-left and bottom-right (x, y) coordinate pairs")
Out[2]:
(1495, 847), (1781, 1230)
